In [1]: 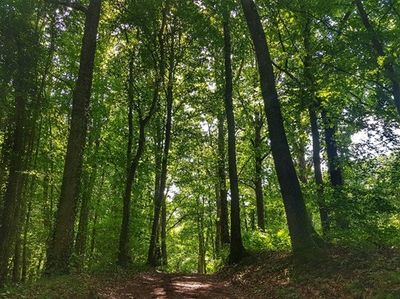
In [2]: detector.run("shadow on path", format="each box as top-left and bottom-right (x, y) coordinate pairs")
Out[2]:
(98, 273), (240, 299)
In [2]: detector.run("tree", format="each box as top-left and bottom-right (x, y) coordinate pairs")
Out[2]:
(223, 4), (246, 263)
(45, 0), (102, 275)
(0, 0), (41, 286)
(240, 0), (320, 258)
(355, 0), (400, 117)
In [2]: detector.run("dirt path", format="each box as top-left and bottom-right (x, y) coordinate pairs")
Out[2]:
(97, 273), (242, 299)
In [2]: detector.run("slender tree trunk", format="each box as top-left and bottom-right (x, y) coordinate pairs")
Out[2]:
(309, 108), (329, 233)
(217, 112), (229, 245)
(223, 11), (246, 263)
(0, 65), (29, 287)
(89, 171), (104, 268)
(254, 111), (265, 231)
(12, 232), (22, 283)
(241, 0), (320, 258)
(197, 197), (206, 274)
(355, 0), (400, 116)
(118, 44), (160, 265)
(45, 0), (101, 275)
(321, 111), (343, 188)
(161, 194), (167, 266)
(321, 110), (347, 228)
(0, 128), (11, 206)
(296, 140), (308, 184)
(152, 117), (163, 263)
(74, 137), (100, 271)
(301, 16), (330, 234)
(117, 57), (136, 267)
(21, 198), (32, 282)
(118, 123), (146, 266)
(148, 35), (174, 266)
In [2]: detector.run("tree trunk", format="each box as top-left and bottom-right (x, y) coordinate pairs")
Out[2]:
(45, 0), (101, 275)
(117, 56), (137, 267)
(309, 108), (329, 233)
(355, 0), (400, 116)
(148, 35), (174, 266)
(217, 112), (229, 245)
(0, 58), (29, 287)
(197, 197), (206, 274)
(223, 11), (246, 264)
(21, 197), (32, 282)
(74, 137), (100, 271)
(301, 16), (330, 234)
(161, 194), (167, 266)
(241, 0), (320, 258)
(118, 122), (146, 266)
(89, 171), (104, 268)
(321, 110), (347, 228)
(118, 44), (160, 266)
(254, 111), (265, 231)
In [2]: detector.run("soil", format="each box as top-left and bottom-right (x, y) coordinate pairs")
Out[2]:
(95, 248), (400, 299)
(96, 272), (244, 299)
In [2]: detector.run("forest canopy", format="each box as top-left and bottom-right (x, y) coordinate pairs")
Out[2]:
(0, 0), (399, 292)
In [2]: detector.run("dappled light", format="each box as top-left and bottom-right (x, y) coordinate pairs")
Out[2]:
(0, 0), (399, 297)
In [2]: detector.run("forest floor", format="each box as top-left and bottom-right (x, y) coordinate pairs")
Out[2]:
(1, 246), (399, 298)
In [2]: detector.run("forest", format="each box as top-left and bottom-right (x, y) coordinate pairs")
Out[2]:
(0, 0), (399, 298)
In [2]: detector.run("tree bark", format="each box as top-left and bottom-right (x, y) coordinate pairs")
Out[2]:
(161, 193), (167, 266)
(301, 15), (330, 234)
(74, 136), (100, 271)
(321, 110), (347, 228)
(45, 0), (101, 275)
(117, 56), (136, 267)
(254, 111), (265, 231)
(197, 197), (206, 274)
(309, 108), (329, 233)
(118, 121), (147, 266)
(118, 52), (160, 267)
(217, 112), (229, 245)
(223, 10), (246, 264)
(148, 34), (174, 266)
(0, 51), (29, 287)
(241, 0), (320, 258)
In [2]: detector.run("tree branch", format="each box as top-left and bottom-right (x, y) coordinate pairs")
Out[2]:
(47, 0), (88, 14)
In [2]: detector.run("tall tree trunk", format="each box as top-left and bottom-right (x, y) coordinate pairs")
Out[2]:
(309, 108), (329, 233)
(223, 10), (246, 264)
(197, 197), (206, 274)
(355, 0), (400, 116)
(241, 0), (320, 258)
(148, 34), (174, 266)
(118, 53), (159, 266)
(74, 137), (100, 271)
(161, 194), (167, 266)
(151, 117), (163, 263)
(45, 0), (101, 275)
(321, 110), (347, 228)
(301, 16), (330, 234)
(0, 128), (11, 206)
(321, 110), (343, 188)
(89, 171), (104, 268)
(21, 197), (32, 282)
(117, 56), (136, 266)
(118, 122), (146, 266)
(217, 112), (229, 245)
(254, 111), (265, 231)
(296, 139), (308, 184)
(0, 53), (29, 287)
